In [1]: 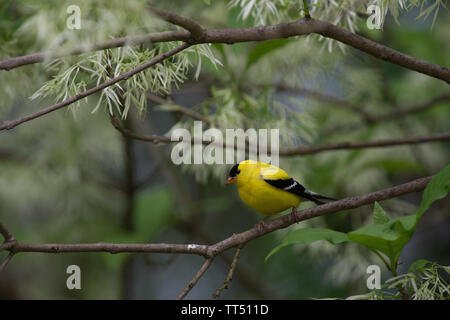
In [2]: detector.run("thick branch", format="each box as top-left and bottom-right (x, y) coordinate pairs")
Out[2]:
(1, 175), (434, 257)
(0, 43), (190, 131)
(1, 17), (448, 83)
(0, 241), (209, 256)
(0, 175), (437, 296)
(205, 175), (433, 256)
(316, 21), (450, 83)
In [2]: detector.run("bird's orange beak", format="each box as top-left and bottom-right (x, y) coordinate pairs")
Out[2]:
(226, 177), (236, 185)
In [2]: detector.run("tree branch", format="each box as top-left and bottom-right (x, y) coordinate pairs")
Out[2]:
(0, 43), (190, 131)
(1, 16), (448, 83)
(0, 222), (15, 242)
(324, 94), (450, 134)
(148, 6), (205, 41)
(122, 117), (136, 232)
(279, 132), (450, 156)
(0, 241), (209, 256)
(177, 257), (214, 300)
(0, 222), (16, 272)
(316, 21), (450, 83)
(110, 121), (450, 156)
(0, 174), (437, 297)
(147, 93), (212, 124)
(213, 245), (243, 298)
(0, 32), (190, 71)
(203, 176), (433, 258)
(0, 252), (14, 273)
(273, 84), (375, 123)
(365, 94), (450, 125)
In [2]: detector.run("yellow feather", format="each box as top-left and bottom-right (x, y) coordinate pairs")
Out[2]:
(233, 160), (300, 216)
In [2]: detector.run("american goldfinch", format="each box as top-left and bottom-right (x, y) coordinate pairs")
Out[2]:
(226, 160), (336, 226)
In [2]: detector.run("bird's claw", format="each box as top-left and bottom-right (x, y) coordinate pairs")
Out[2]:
(290, 207), (299, 223)
(254, 216), (269, 231)
(254, 220), (266, 232)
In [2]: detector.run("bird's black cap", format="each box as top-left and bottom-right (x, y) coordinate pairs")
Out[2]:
(229, 164), (240, 177)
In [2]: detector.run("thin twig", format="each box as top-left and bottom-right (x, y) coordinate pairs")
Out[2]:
(213, 245), (243, 298)
(177, 257), (214, 300)
(110, 121), (450, 156)
(0, 222), (15, 242)
(325, 94), (450, 134)
(302, 0), (311, 18)
(147, 93), (212, 124)
(279, 132), (450, 156)
(0, 252), (14, 273)
(110, 116), (173, 144)
(372, 94), (450, 123)
(0, 43), (190, 131)
(0, 223), (16, 273)
(111, 115), (239, 152)
(0, 32), (190, 71)
(273, 85), (374, 123)
(149, 6), (205, 41)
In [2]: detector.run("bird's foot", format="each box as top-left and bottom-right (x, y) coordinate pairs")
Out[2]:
(254, 216), (269, 232)
(290, 207), (299, 223)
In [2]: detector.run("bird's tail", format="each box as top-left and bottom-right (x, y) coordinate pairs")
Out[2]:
(302, 190), (337, 205)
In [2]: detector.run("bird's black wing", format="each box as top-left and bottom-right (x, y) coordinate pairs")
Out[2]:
(263, 178), (336, 205)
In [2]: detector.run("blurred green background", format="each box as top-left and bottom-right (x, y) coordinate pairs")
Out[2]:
(0, 0), (449, 299)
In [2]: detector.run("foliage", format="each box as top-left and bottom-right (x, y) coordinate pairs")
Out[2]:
(266, 164), (450, 298)
(0, 0), (449, 299)
(350, 261), (450, 300)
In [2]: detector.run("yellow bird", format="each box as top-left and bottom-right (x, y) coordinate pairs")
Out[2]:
(226, 160), (336, 226)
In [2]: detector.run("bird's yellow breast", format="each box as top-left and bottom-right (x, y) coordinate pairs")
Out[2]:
(235, 161), (300, 216)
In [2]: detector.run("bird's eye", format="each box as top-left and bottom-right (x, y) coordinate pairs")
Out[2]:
(229, 164), (240, 177)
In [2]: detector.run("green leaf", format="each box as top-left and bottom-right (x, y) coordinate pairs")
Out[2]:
(408, 259), (432, 273)
(265, 228), (348, 262)
(266, 165), (450, 273)
(246, 39), (292, 70)
(414, 164), (450, 219)
(349, 164), (450, 268)
(202, 0), (211, 5)
(348, 216), (416, 267)
(373, 202), (390, 224)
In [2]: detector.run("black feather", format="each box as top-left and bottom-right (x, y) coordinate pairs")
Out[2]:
(263, 178), (335, 205)
(229, 164), (240, 177)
